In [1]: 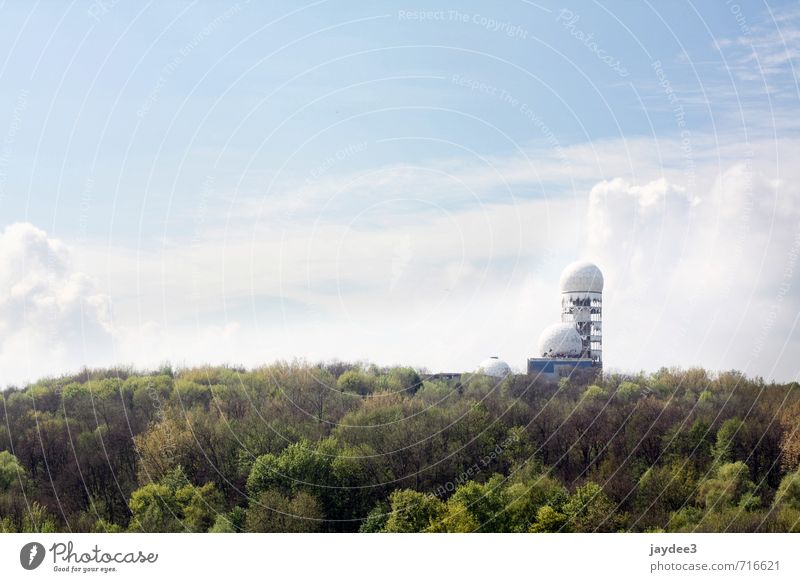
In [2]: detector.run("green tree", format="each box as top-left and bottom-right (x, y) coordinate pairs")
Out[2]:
(21, 501), (57, 533)
(712, 418), (745, 465)
(128, 467), (222, 532)
(337, 369), (375, 395)
(635, 460), (697, 527)
(698, 461), (758, 509)
(773, 465), (800, 511)
(443, 475), (512, 532)
(529, 505), (569, 532)
(563, 482), (622, 532)
(0, 451), (25, 491)
(383, 490), (445, 533)
(246, 490), (323, 533)
(359, 502), (390, 533)
(505, 473), (567, 532)
(615, 381), (641, 403)
(428, 501), (480, 533)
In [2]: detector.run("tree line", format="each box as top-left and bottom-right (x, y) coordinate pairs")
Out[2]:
(1, 362), (799, 532)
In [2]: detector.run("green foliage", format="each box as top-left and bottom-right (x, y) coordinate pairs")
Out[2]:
(0, 362), (797, 532)
(504, 476), (566, 532)
(774, 465), (800, 511)
(615, 381), (641, 402)
(174, 380), (213, 409)
(383, 490), (445, 533)
(582, 385), (608, 402)
(0, 450), (25, 491)
(635, 460), (698, 526)
(562, 482), (621, 532)
(210, 506), (247, 533)
(337, 369), (375, 395)
(128, 484), (183, 532)
(128, 467), (222, 532)
(712, 418), (745, 465)
(529, 505), (569, 533)
(386, 367), (423, 394)
(246, 490), (323, 532)
(443, 475), (512, 532)
(359, 502), (390, 533)
(698, 462), (758, 509)
(247, 438), (338, 497)
(22, 502), (57, 533)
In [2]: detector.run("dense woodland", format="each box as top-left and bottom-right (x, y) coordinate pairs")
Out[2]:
(1, 362), (799, 533)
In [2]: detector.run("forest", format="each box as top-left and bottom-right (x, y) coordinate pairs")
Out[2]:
(1, 362), (799, 533)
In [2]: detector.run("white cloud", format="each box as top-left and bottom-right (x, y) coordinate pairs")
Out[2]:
(0, 223), (113, 384)
(585, 161), (800, 380)
(4, 131), (800, 384)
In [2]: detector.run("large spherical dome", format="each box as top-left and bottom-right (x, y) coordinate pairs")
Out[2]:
(477, 357), (511, 378)
(559, 261), (603, 293)
(538, 323), (583, 358)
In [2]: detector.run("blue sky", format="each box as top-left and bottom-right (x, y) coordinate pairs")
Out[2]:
(1, 1), (799, 383)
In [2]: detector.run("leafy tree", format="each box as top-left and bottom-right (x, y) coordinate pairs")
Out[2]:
(246, 490), (323, 533)
(383, 490), (445, 533)
(582, 385), (608, 402)
(504, 475), (567, 532)
(128, 467), (222, 532)
(615, 381), (641, 403)
(428, 501), (480, 533)
(359, 502), (390, 533)
(129, 484), (183, 532)
(441, 475), (512, 532)
(0, 362), (798, 532)
(698, 461), (758, 509)
(0, 450), (25, 491)
(386, 367), (423, 394)
(21, 501), (57, 533)
(635, 460), (698, 527)
(712, 418), (745, 465)
(771, 464), (800, 533)
(529, 505), (569, 533)
(563, 482), (622, 532)
(337, 369), (375, 395)
(247, 439), (334, 497)
(773, 465), (800, 511)
(210, 506), (246, 533)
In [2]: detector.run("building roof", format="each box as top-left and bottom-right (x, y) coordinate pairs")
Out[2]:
(559, 260), (603, 293)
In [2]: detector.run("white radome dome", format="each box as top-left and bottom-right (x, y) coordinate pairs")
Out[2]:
(477, 357), (511, 378)
(560, 260), (603, 293)
(538, 323), (583, 358)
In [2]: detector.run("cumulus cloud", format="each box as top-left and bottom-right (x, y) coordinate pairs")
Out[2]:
(5, 137), (800, 384)
(584, 165), (800, 379)
(0, 223), (113, 383)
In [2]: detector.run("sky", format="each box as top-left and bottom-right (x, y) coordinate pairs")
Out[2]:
(0, 0), (799, 384)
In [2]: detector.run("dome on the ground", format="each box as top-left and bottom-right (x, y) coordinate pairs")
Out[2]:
(477, 356), (512, 378)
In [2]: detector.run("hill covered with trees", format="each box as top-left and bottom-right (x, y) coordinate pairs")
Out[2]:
(1, 362), (799, 533)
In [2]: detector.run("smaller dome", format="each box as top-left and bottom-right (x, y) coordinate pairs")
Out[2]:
(477, 356), (511, 378)
(560, 261), (603, 293)
(538, 323), (583, 358)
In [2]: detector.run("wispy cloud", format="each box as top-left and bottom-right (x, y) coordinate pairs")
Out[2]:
(715, 4), (800, 98)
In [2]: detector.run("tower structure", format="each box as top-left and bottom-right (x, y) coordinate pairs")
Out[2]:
(559, 261), (603, 365)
